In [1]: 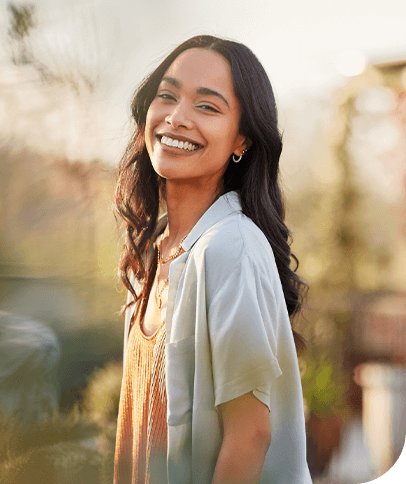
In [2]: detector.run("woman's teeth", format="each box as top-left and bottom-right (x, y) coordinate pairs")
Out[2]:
(160, 136), (198, 151)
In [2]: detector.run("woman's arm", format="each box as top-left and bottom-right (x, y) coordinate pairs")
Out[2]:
(212, 392), (272, 484)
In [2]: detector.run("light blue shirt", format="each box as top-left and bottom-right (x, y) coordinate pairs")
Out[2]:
(123, 191), (312, 483)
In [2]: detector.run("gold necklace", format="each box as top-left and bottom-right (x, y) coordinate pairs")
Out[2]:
(157, 233), (188, 264)
(155, 276), (169, 310)
(155, 231), (188, 309)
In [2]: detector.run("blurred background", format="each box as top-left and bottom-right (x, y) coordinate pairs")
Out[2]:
(0, 1), (405, 483)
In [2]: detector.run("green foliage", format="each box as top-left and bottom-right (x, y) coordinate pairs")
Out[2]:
(313, 370), (335, 412)
(0, 441), (103, 484)
(286, 90), (399, 420)
(296, 307), (351, 418)
(0, 144), (121, 288)
(82, 361), (123, 427)
(0, 411), (100, 463)
(0, 410), (107, 484)
(0, 358), (122, 484)
(301, 359), (348, 416)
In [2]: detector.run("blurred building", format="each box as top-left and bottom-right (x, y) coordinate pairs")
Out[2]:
(324, 56), (406, 483)
(344, 56), (406, 287)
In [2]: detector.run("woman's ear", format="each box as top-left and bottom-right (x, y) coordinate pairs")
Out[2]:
(243, 137), (252, 152)
(233, 136), (252, 157)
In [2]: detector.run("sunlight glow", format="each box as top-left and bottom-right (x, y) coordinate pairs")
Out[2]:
(335, 49), (366, 77)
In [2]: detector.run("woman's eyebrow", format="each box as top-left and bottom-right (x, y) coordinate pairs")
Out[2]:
(196, 87), (229, 107)
(160, 76), (229, 107)
(161, 76), (181, 89)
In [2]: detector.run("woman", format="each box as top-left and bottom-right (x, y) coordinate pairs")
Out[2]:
(114, 35), (312, 484)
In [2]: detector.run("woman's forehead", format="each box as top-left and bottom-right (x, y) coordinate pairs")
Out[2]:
(163, 48), (235, 97)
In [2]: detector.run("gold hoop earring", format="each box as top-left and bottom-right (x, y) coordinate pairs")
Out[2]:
(232, 149), (246, 163)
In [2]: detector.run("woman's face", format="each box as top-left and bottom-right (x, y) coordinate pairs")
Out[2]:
(145, 48), (247, 189)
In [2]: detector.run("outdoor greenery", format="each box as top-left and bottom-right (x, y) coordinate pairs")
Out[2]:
(1, 2), (404, 481)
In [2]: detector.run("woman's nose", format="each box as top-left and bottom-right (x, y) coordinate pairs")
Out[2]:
(165, 102), (193, 129)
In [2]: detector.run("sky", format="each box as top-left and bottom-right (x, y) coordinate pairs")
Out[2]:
(1, 0), (402, 93)
(0, 0), (405, 161)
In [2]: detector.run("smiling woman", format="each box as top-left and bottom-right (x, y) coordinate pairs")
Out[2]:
(114, 35), (312, 484)
(145, 48), (246, 189)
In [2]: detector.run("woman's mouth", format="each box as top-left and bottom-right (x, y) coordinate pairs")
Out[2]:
(159, 135), (200, 152)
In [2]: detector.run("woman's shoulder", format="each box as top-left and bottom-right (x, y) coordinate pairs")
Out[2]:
(194, 211), (276, 273)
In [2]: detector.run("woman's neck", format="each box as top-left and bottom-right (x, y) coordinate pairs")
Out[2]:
(163, 180), (223, 249)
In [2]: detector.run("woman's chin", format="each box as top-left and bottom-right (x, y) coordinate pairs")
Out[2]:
(151, 160), (191, 181)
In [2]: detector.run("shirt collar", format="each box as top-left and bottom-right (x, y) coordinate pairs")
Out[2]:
(151, 191), (241, 253)
(181, 190), (241, 252)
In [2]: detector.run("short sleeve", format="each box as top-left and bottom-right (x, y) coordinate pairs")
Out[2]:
(208, 253), (282, 408)
(252, 387), (271, 411)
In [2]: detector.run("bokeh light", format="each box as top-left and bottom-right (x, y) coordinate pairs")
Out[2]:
(335, 49), (366, 77)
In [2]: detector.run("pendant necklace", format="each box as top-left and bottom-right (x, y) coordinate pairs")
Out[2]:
(155, 231), (188, 309)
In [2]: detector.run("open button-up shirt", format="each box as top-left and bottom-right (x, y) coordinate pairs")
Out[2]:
(123, 191), (312, 484)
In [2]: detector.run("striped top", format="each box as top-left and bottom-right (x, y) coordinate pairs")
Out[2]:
(114, 280), (168, 484)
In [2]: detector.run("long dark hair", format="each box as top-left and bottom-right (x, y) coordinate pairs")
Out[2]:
(115, 35), (307, 351)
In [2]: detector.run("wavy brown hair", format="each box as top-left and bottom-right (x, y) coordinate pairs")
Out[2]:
(115, 35), (307, 351)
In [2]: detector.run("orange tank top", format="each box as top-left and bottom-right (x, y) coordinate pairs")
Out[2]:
(113, 306), (167, 484)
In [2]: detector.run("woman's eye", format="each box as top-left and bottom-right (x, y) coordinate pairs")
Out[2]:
(198, 104), (220, 113)
(157, 93), (176, 101)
